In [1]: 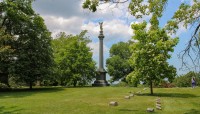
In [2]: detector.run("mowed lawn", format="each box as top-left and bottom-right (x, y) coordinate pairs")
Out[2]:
(0, 87), (200, 114)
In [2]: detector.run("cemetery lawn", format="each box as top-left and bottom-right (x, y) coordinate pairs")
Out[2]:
(0, 87), (200, 114)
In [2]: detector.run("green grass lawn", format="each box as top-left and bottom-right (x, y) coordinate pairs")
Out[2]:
(0, 87), (200, 114)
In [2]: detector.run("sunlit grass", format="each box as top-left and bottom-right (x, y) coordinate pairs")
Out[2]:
(0, 87), (200, 114)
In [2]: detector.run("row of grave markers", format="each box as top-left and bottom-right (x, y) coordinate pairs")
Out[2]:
(147, 97), (162, 112)
(109, 88), (147, 106)
(109, 88), (163, 113)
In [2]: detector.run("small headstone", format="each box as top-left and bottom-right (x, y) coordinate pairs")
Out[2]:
(156, 102), (161, 104)
(129, 93), (134, 97)
(156, 103), (161, 107)
(147, 108), (154, 112)
(156, 100), (161, 104)
(143, 88), (147, 91)
(156, 106), (162, 110)
(109, 101), (118, 106)
(124, 96), (130, 99)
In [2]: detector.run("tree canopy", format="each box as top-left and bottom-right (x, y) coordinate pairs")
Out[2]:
(52, 31), (96, 87)
(0, 0), (54, 89)
(106, 41), (133, 83)
(0, 28), (15, 86)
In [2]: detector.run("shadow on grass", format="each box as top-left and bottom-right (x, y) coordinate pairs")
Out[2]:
(0, 87), (64, 99)
(137, 93), (198, 98)
(0, 106), (23, 114)
(184, 109), (200, 114)
(119, 109), (138, 112)
(119, 109), (159, 113)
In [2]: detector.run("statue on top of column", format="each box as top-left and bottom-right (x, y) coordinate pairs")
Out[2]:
(99, 22), (103, 31)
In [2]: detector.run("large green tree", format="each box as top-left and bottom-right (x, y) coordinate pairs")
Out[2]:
(0, 28), (15, 86)
(0, 0), (54, 89)
(106, 41), (133, 83)
(52, 31), (96, 87)
(127, 22), (178, 94)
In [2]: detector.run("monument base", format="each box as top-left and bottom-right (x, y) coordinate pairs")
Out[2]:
(92, 80), (110, 87)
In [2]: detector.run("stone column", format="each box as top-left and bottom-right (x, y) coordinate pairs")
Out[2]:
(92, 22), (110, 86)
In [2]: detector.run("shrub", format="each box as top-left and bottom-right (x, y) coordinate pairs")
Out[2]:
(0, 82), (10, 90)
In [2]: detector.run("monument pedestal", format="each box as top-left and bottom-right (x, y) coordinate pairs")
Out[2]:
(92, 80), (110, 87)
(92, 70), (110, 87)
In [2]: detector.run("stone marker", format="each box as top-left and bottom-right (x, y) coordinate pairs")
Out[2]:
(124, 96), (130, 99)
(156, 103), (161, 107)
(147, 108), (154, 112)
(109, 101), (118, 106)
(156, 100), (161, 104)
(156, 106), (162, 110)
(155, 98), (162, 110)
(129, 93), (134, 97)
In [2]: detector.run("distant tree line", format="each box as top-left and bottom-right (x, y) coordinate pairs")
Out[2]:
(173, 71), (200, 87)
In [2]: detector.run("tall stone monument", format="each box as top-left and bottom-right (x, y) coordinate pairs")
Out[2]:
(92, 22), (110, 87)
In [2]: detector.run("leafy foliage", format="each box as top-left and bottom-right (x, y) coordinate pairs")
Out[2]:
(0, 0), (54, 89)
(126, 22), (179, 94)
(0, 28), (15, 86)
(106, 41), (133, 83)
(52, 31), (96, 87)
(173, 71), (200, 87)
(82, 0), (127, 12)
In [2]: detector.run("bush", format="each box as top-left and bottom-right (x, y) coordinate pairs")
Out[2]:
(0, 82), (10, 90)
(173, 71), (200, 87)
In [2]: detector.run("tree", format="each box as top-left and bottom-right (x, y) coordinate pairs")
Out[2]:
(0, 28), (15, 86)
(106, 41), (133, 83)
(1, 0), (54, 89)
(52, 31), (96, 87)
(126, 22), (178, 94)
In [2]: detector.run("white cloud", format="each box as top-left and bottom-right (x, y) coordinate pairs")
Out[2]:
(176, 23), (187, 36)
(42, 15), (85, 37)
(82, 19), (132, 43)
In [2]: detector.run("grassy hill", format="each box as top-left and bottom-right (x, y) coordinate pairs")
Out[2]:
(0, 87), (200, 114)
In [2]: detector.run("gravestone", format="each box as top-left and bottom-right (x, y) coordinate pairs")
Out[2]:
(147, 108), (154, 112)
(124, 96), (130, 99)
(109, 101), (118, 106)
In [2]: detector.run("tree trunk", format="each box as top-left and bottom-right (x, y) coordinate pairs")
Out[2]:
(29, 81), (33, 90)
(150, 80), (153, 95)
(0, 73), (9, 86)
(73, 80), (77, 87)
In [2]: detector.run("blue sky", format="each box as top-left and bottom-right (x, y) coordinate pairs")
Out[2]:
(32, 0), (199, 76)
